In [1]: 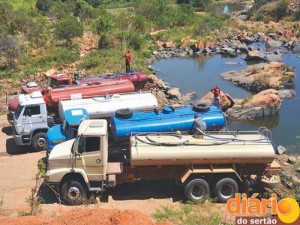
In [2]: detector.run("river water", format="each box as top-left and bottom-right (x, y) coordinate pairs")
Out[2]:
(153, 53), (300, 153)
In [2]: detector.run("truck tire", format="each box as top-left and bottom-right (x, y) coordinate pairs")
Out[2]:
(61, 179), (87, 205)
(115, 108), (133, 119)
(214, 178), (238, 203)
(32, 132), (48, 151)
(184, 179), (210, 202)
(193, 102), (210, 112)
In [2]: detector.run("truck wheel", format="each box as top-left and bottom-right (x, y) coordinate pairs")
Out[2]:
(32, 132), (48, 151)
(61, 179), (87, 205)
(184, 179), (210, 202)
(115, 108), (133, 119)
(193, 102), (210, 112)
(214, 178), (238, 203)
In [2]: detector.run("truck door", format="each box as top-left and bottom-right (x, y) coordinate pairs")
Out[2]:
(22, 105), (45, 133)
(75, 136), (106, 181)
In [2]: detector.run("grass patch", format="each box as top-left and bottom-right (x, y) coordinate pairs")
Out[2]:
(152, 204), (233, 225)
(79, 48), (150, 74)
(23, 44), (80, 71)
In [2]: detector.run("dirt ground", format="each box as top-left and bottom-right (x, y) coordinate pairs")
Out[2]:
(0, 114), (184, 224)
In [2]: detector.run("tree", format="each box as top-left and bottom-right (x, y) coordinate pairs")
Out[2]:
(55, 17), (84, 44)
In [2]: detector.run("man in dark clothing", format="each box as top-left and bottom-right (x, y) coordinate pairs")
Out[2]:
(210, 86), (221, 107)
(191, 114), (206, 135)
(124, 51), (132, 73)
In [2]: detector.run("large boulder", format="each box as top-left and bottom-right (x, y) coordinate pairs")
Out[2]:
(199, 91), (234, 111)
(226, 89), (281, 120)
(245, 50), (266, 62)
(221, 62), (296, 92)
(265, 37), (282, 50)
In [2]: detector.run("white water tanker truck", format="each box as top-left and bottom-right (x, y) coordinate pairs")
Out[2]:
(45, 119), (281, 205)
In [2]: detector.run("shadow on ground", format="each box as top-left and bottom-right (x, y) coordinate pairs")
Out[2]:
(39, 179), (185, 205)
(2, 126), (12, 136)
(5, 137), (38, 155)
(101, 180), (185, 203)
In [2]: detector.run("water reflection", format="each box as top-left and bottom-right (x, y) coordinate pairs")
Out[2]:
(227, 114), (280, 131)
(210, 2), (248, 14)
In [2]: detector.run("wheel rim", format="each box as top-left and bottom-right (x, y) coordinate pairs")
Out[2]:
(220, 183), (235, 199)
(37, 137), (46, 148)
(68, 186), (81, 201)
(191, 185), (206, 200)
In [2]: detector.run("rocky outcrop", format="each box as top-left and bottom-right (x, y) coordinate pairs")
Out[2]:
(221, 62), (296, 92)
(226, 89), (281, 120)
(199, 91), (234, 111)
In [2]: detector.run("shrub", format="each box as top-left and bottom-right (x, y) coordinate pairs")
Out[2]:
(74, 0), (97, 20)
(94, 9), (115, 34)
(55, 17), (84, 43)
(48, 1), (74, 20)
(98, 33), (111, 49)
(192, 0), (212, 11)
(270, 0), (289, 22)
(196, 13), (225, 36)
(84, 0), (101, 8)
(126, 31), (146, 50)
(36, 0), (54, 12)
(294, 9), (300, 21)
(132, 15), (148, 32)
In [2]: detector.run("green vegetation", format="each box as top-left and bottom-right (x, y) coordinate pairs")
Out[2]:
(248, 0), (299, 22)
(0, 0), (236, 81)
(3, 0), (297, 84)
(152, 204), (233, 225)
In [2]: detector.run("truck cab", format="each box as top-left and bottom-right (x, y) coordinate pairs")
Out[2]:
(13, 91), (54, 151)
(47, 108), (90, 151)
(46, 120), (109, 204)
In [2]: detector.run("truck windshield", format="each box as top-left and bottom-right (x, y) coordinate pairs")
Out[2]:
(15, 105), (24, 120)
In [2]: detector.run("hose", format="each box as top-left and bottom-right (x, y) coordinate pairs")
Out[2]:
(196, 128), (271, 143)
(134, 132), (231, 147)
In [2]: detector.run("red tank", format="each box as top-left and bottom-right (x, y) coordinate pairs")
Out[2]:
(45, 79), (135, 107)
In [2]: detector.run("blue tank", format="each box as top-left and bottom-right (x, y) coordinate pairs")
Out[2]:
(111, 104), (226, 142)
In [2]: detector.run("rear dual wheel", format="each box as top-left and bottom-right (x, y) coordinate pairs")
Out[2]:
(184, 177), (239, 203)
(184, 179), (210, 202)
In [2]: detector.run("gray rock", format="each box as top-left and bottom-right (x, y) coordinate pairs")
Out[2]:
(167, 88), (181, 99)
(204, 47), (212, 54)
(245, 50), (266, 62)
(156, 90), (167, 106)
(265, 40), (282, 50)
(226, 105), (280, 120)
(278, 89), (296, 99)
(292, 43), (300, 54)
(296, 167), (300, 173)
(265, 52), (282, 62)
(180, 92), (197, 104)
(221, 47), (236, 55)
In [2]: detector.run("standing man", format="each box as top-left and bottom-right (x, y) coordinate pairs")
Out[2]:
(124, 50), (132, 73)
(210, 86), (221, 107)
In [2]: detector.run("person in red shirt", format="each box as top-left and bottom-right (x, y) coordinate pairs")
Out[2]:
(124, 51), (132, 73)
(210, 86), (221, 107)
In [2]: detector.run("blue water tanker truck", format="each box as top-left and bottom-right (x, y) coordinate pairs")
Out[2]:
(110, 104), (226, 142)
